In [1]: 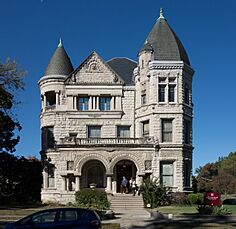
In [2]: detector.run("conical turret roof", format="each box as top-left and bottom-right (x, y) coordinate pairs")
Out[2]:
(139, 9), (190, 65)
(44, 39), (74, 76)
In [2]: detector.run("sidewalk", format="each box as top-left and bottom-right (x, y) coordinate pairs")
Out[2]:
(102, 209), (236, 229)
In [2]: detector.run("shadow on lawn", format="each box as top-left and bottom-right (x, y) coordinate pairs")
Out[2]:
(128, 216), (236, 229)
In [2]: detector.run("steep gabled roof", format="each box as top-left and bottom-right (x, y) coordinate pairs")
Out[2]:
(44, 39), (74, 76)
(107, 58), (137, 86)
(139, 9), (190, 65)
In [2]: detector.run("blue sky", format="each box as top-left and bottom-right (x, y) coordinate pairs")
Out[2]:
(1, 0), (236, 172)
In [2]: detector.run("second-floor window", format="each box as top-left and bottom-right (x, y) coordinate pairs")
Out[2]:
(117, 126), (130, 138)
(100, 97), (111, 111)
(88, 126), (101, 138)
(184, 120), (191, 144)
(184, 85), (190, 105)
(142, 120), (149, 138)
(42, 126), (54, 150)
(158, 85), (166, 102)
(162, 119), (173, 142)
(78, 97), (88, 110)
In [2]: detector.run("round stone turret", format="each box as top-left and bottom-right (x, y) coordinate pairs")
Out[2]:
(139, 8), (190, 65)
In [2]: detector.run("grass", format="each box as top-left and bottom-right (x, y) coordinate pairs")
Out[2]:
(157, 204), (236, 216)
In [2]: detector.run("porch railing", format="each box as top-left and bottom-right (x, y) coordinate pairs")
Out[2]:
(57, 137), (154, 147)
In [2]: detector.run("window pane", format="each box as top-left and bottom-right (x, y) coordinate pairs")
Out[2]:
(88, 126), (101, 138)
(142, 121), (149, 137)
(78, 97), (88, 110)
(141, 94), (147, 105)
(162, 120), (172, 142)
(161, 163), (173, 187)
(158, 85), (165, 102)
(100, 97), (111, 111)
(117, 126), (130, 138)
(168, 85), (175, 102)
(59, 210), (77, 222)
(48, 165), (55, 188)
(184, 87), (190, 104)
(32, 211), (57, 224)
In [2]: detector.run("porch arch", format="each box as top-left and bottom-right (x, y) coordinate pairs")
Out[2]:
(75, 153), (109, 174)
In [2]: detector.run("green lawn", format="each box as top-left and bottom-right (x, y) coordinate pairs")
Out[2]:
(157, 204), (236, 215)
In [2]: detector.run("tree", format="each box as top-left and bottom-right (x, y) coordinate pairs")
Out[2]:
(0, 59), (26, 153)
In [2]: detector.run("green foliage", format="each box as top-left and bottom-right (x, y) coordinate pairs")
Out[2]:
(187, 193), (204, 205)
(197, 205), (231, 216)
(140, 178), (170, 208)
(170, 192), (188, 205)
(196, 152), (236, 194)
(75, 189), (110, 210)
(0, 59), (26, 154)
(0, 154), (42, 203)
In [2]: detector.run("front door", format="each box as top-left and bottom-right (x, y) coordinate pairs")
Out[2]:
(116, 164), (133, 193)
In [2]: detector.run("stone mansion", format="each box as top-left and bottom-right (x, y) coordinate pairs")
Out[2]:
(39, 10), (195, 203)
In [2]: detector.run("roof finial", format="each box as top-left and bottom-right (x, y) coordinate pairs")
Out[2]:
(159, 7), (165, 19)
(58, 37), (63, 47)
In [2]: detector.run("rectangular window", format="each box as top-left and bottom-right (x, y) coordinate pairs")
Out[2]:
(162, 119), (172, 142)
(168, 85), (175, 102)
(42, 126), (54, 150)
(100, 97), (111, 111)
(142, 120), (149, 138)
(161, 162), (173, 187)
(184, 120), (191, 144)
(184, 86), (190, 105)
(117, 126), (130, 138)
(88, 126), (101, 138)
(158, 85), (166, 102)
(78, 97), (88, 110)
(48, 165), (55, 188)
(67, 161), (74, 170)
(141, 94), (147, 105)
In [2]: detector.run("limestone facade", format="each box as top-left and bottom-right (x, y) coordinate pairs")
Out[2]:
(39, 12), (194, 204)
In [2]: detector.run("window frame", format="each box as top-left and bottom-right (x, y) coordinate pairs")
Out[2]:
(142, 120), (149, 138)
(161, 119), (173, 143)
(117, 125), (131, 138)
(100, 96), (111, 111)
(160, 162), (174, 187)
(87, 126), (101, 138)
(78, 96), (89, 111)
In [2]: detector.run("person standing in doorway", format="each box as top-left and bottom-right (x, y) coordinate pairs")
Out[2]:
(130, 177), (136, 196)
(121, 176), (128, 194)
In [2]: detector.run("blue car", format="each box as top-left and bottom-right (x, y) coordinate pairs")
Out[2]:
(3, 207), (101, 229)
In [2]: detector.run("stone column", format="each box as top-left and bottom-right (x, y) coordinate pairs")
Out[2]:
(106, 176), (112, 192)
(116, 96), (122, 110)
(75, 176), (80, 191)
(55, 91), (60, 106)
(92, 96), (96, 110)
(43, 94), (46, 111)
(110, 97), (115, 110)
(88, 96), (92, 110)
(43, 170), (48, 189)
(66, 177), (70, 191)
(96, 96), (99, 110)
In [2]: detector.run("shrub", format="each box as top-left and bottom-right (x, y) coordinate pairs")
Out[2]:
(170, 192), (188, 205)
(188, 193), (204, 205)
(75, 189), (110, 210)
(197, 205), (231, 216)
(140, 178), (170, 208)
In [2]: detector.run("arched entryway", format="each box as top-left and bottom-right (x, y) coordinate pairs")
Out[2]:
(114, 160), (137, 193)
(81, 160), (106, 189)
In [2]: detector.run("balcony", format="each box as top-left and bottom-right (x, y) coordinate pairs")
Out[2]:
(57, 137), (155, 148)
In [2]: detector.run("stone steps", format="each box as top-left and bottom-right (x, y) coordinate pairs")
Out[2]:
(109, 194), (144, 210)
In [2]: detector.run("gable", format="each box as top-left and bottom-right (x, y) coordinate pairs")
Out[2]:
(66, 52), (124, 85)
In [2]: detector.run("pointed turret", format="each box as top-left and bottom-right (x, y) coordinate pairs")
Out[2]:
(44, 38), (74, 76)
(139, 8), (190, 65)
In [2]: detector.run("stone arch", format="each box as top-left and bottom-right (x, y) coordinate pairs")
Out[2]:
(109, 153), (144, 174)
(75, 153), (109, 174)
